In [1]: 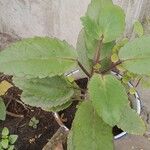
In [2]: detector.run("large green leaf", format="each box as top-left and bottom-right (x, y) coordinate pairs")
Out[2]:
(79, 29), (114, 61)
(76, 29), (91, 74)
(88, 74), (129, 126)
(0, 98), (6, 121)
(118, 106), (146, 135)
(119, 36), (150, 75)
(13, 76), (74, 111)
(68, 101), (114, 150)
(0, 37), (77, 78)
(82, 0), (125, 43)
(45, 101), (72, 112)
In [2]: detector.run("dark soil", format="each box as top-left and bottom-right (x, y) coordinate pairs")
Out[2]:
(0, 74), (59, 150)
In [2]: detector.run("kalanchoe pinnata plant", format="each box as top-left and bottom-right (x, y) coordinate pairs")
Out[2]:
(0, 0), (149, 149)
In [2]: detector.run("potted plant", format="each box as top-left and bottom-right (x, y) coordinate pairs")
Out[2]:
(0, 0), (149, 149)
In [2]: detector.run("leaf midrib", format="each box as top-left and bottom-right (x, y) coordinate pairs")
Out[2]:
(123, 56), (150, 62)
(0, 56), (77, 64)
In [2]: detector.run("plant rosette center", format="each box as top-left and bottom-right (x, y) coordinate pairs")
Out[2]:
(54, 70), (141, 139)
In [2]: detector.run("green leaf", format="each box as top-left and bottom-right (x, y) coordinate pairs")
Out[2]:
(118, 106), (146, 135)
(0, 37), (77, 78)
(76, 29), (91, 74)
(0, 98), (6, 121)
(88, 74), (128, 126)
(33, 125), (37, 129)
(119, 36), (150, 75)
(84, 32), (97, 59)
(68, 101), (114, 150)
(129, 87), (136, 95)
(2, 127), (9, 136)
(28, 121), (34, 127)
(1, 139), (9, 149)
(100, 57), (111, 72)
(13, 76), (74, 110)
(133, 20), (144, 37)
(0, 143), (3, 149)
(2, 135), (8, 139)
(29, 117), (39, 127)
(101, 42), (115, 60)
(9, 135), (18, 144)
(84, 30), (115, 60)
(111, 53), (119, 63)
(82, 0), (125, 43)
(46, 101), (72, 112)
(8, 145), (15, 150)
(112, 38), (129, 53)
(34, 119), (39, 125)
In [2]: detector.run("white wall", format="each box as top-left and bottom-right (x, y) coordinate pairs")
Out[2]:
(0, 0), (149, 46)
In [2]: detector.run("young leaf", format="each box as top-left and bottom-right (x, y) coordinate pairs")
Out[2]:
(2, 127), (9, 136)
(76, 29), (92, 74)
(28, 121), (34, 127)
(9, 135), (18, 144)
(111, 53), (119, 63)
(0, 37), (77, 78)
(13, 76), (74, 110)
(118, 106), (146, 135)
(133, 20), (144, 37)
(1, 139), (9, 149)
(119, 36), (150, 75)
(82, 0), (125, 43)
(33, 125), (37, 129)
(88, 74), (129, 126)
(68, 101), (114, 150)
(0, 143), (2, 149)
(0, 98), (6, 121)
(0, 80), (13, 96)
(8, 145), (15, 150)
(112, 38), (129, 53)
(129, 87), (136, 95)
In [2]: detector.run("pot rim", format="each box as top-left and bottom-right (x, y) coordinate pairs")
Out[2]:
(54, 69), (142, 140)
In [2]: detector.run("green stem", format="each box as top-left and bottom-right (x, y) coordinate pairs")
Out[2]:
(91, 35), (104, 76)
(93, 35), (104, 65)
(101, 61), (122, 74)
(78, 61), (91, 78)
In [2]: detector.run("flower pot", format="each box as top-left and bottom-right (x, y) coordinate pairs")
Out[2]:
(53, 69), (141, 140)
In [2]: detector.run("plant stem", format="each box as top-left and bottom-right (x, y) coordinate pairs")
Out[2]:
(78, 61), (91, 78)
(93, 35), (104, 65)
(101, 61), (122, 74)
(135, 77), (142, 87)
(91, 35), (104, 76)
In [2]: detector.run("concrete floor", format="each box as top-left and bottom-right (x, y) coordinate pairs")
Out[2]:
(115, 135), (150, 150)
